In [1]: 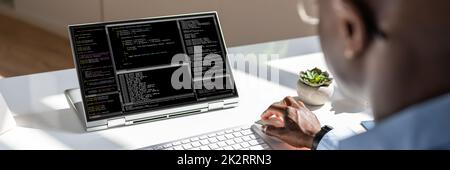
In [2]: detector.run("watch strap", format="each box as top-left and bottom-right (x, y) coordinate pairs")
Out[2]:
(311, 125), (333, 150)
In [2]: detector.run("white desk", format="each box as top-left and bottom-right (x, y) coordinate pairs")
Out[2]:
(0, 36), (372, 150)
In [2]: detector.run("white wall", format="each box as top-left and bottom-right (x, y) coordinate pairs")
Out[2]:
(0, 0), (101, 37)
(216, 0), (316, 46)
(0, 0), (316, 47)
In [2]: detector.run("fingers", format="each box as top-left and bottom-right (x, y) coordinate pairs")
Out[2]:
(262, 117), (285, 128)
(260, 103), (288, 120)
(283, 96), (306, 108)
(285, 106), (299, 123)
(262, 125), (286, 138)
(260, 96), (310, 128)
(283, 96), (300, 108)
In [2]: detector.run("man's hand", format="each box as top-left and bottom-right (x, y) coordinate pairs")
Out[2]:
(260, 96), (321, 148)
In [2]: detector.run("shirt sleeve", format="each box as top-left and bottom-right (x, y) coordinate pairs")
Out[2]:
(316, 130), (340, 150)
(316, 127), (358, 150)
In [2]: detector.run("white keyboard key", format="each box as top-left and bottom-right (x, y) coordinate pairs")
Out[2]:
(200, 139), (210, 145)
(163, 143), (173, 148)
(190, 137), (200, 141)
(209, 143), (219, 150)
(241, 130), (253, 135)
(250, 145), (264, 150)
(233, 128), (242, 132)
(234, 137), (244, 143)
(233, 132), (243, 137)
(191, 147), (200, 150)
(226, 139), (236, 145)
(217, 141), (227, 147)
(241, 142), (250, 148)
(200, 146), (210, 150)
(232, 144), (242, 150)
(208, 133), (217, 138)
(174, 146), (183, 150)
(242, 136), (251, 141)
(225, 130), (234, 134)
(173, 141), (182, 146)
(183, 144), (193, 149)
(182, 139), (190, 144)
(223, 146), (233, 150)
(200, 135), (208, 139)
(217, 135), (227, 141)
(191, 141), (201, 147)
(218, 132), (225, 135)
(208, 137), (218, 143)
(249, 140), (259, 146)
(248, 134), (258, 139)
(225, 134), (234, 139)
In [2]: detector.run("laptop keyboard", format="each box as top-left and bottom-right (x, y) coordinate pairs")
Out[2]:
(142, 126), (271, 150)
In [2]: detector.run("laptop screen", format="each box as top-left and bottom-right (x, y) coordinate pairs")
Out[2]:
(69, 12), (238, 122)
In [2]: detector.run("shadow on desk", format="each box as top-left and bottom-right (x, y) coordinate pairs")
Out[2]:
(299, 86), (368, 115)
(331, 99), (367, 114)
(14, 109), (84, 134)
(329, 86), (369, 115)
(5, 109), (127, 149)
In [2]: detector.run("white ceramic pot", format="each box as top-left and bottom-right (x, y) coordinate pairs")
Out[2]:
(0, 93), (15, 135)
(296, 80), (334, 106)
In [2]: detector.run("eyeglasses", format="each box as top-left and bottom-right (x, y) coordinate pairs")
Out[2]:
(297, 0), (319, 25)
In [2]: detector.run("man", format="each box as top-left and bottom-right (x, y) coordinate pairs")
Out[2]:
(261, 0), (450, 149)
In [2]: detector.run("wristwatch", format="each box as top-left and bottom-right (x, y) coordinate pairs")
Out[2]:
(311, 125), (333, 150)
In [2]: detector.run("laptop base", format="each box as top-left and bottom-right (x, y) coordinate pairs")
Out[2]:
(65, 88), (238, 132)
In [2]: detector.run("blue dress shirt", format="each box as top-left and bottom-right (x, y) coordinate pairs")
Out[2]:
(318, 93), (450, 150)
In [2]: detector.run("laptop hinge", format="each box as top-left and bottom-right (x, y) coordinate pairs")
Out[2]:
(208, 101), (225, 111)
(107, 117), (126, 128)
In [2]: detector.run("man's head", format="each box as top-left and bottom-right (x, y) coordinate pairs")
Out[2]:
(317, 0), (450, 120)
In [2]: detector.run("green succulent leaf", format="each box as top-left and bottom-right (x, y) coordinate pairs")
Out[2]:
(299, 68), (333, 87)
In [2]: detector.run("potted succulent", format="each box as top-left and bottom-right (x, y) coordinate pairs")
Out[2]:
(297, 68), (334, 106)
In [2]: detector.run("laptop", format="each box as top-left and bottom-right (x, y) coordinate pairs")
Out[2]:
(65, 12), (239, 131)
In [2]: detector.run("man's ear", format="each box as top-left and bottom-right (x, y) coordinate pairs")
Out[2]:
(333, 0), (369, 59)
